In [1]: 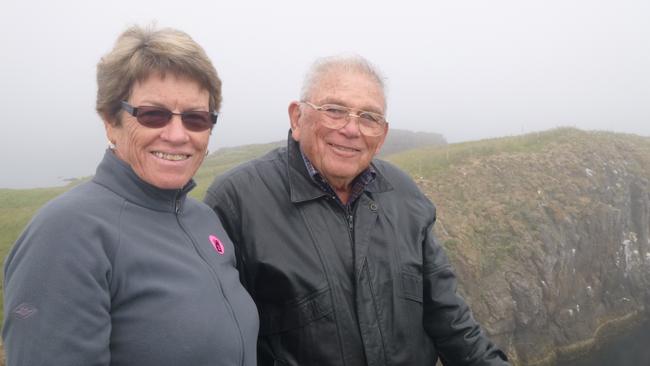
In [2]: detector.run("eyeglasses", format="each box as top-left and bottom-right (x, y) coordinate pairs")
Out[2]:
(301, 101), (388, 137)
(121, 101), (218, 132)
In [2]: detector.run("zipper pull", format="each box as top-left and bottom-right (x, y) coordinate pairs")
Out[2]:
(175, 191), (182, 214)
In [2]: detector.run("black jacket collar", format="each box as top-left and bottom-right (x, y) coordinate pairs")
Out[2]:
(285, 131), (393, 204)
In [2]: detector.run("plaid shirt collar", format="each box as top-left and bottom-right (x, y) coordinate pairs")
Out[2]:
(300, 149), (376, 208)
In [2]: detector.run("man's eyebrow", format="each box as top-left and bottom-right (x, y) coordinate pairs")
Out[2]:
(318, 97), (347, 106)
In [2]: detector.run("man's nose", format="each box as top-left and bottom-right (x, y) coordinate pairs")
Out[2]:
(338, 114), (362, 137)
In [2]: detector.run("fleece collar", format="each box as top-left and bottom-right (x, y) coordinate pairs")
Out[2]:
(92, 149), (195, 213)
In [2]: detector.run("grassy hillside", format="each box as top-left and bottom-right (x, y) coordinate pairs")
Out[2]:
(388, 128), (650, 276)
(191, 141), (283, 199)
(2, 127), (649, 365)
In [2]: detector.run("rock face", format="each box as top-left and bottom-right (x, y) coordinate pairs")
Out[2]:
(392, 129), (650, 365)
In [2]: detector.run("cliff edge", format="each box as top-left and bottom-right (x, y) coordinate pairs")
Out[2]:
(389, 128), (650, 364)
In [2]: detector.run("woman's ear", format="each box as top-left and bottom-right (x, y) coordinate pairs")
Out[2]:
(101, 113), (119, 147)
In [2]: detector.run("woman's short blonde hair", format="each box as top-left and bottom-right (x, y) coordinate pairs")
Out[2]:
(96, 25), (221, 126)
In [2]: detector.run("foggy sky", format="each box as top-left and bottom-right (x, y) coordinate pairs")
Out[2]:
(1, 0), (649, 188)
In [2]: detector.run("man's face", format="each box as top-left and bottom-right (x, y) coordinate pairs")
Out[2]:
(289, 71), (388, 189)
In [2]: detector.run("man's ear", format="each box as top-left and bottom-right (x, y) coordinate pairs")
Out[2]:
(288, 101), (302, 141)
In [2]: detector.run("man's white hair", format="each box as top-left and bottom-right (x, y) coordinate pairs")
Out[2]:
(299, 54), (387, 104)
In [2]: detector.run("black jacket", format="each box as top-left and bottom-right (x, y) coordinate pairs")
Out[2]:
(205, 135), (509, 366)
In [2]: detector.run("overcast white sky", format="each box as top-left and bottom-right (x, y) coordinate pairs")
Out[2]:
(1, 0), (648, 188)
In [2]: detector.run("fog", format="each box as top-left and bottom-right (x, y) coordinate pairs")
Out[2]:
(1, 0), (648, 188)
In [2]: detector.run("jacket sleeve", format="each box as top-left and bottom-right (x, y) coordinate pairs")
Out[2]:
(2, 208), (112, 366)
(422, 213), (510, 365)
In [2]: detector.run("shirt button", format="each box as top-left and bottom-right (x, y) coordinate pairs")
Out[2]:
(369, 202), (378, 211)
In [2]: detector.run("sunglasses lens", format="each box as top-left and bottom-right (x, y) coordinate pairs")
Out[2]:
(136, 107), (171, 128)
(131, 105), (214, 131)
(181, 112), (213, 132)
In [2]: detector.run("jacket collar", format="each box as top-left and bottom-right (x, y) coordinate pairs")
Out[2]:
(286, 131), (393, 204)
(92, 149), (196, 212)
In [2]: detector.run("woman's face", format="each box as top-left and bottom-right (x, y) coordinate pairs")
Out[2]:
(104, 73), (212, 189)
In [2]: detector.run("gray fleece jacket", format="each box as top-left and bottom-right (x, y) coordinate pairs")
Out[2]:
(2, 150), (259, 366)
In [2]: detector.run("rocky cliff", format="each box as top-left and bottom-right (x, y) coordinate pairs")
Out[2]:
(389, 128), (650, 365)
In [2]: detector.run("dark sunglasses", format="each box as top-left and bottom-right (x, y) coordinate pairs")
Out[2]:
(121, 101), (218, 132)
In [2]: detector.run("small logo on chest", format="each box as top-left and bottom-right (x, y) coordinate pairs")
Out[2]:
(209, 234), (225, 255)
(13, 303), (38, 319)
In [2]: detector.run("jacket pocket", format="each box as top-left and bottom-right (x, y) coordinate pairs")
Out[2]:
(400, 270), (423, 303)
(258, 286), (334, 335)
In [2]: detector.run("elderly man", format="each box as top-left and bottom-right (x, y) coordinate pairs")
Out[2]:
(204, 56), (509, 365)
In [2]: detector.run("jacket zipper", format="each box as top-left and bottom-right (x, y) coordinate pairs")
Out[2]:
(329, 195), (354, 241)
(174, 195), (246, 366)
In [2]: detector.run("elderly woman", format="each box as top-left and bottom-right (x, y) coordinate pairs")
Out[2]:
(2, 26), (258, 366)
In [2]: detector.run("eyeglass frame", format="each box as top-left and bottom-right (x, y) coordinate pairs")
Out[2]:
(120, 101), (218, 132)
(300, 101), (388, 137)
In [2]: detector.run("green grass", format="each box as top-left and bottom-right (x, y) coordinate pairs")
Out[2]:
(0, 187), (71, 259)
(389, 127), (650, 276)
(387, 127), (585, 178)
(190, 141), (282, 199)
